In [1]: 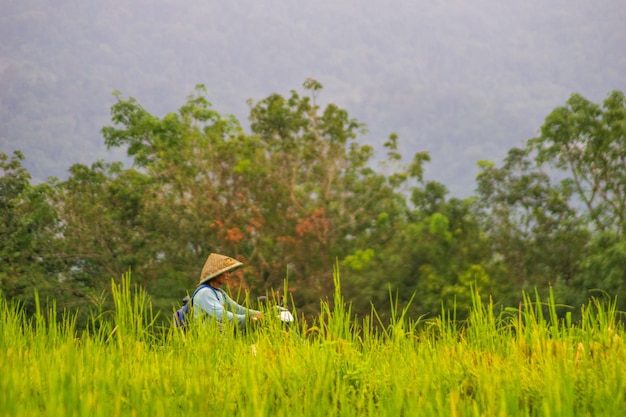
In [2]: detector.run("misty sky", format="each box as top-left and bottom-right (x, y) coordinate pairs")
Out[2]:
(1, 0), (625, 196)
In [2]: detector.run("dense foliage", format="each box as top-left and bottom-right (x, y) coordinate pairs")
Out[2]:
(1, 82), (625, 326)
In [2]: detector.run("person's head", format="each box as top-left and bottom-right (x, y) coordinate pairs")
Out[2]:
(198, 253), (243, 287)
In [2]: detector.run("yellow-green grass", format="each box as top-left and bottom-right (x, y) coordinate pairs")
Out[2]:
(1, 272), (625, 417)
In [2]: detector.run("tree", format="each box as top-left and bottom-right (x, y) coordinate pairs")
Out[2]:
(0, 151), (63, 313)
(475, 149), (589, 293)
(340, 157), (494, 320)
(101, 85), (269, 296)
(529, 91), (626, 236)
(474, 90), (626, 309)
(524, 90), (626, 302)
(100, 80), (426, 314)
(52, 161), (155, 290)
(245, 80), (421, 306)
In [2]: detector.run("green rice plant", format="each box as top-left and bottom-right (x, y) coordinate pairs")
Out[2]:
(316, 262), (356, 343)
(110, 270), (159, 343)
(2, 271), (626, 416)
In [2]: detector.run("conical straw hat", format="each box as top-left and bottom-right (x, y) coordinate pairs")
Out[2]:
(198, 253), (243, 286)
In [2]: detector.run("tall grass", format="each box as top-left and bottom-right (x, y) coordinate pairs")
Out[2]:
(1, 269), (625, 416)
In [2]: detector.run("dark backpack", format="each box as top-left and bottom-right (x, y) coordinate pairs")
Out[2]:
(173, 285), (210, 328)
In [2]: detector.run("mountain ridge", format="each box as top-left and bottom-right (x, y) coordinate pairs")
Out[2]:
(2, 0), (625, 197)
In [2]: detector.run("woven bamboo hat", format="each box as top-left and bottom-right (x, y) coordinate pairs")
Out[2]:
(198, 253), (243, 286)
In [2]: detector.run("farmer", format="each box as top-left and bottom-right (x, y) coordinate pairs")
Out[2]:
(193, 253), (262, 329)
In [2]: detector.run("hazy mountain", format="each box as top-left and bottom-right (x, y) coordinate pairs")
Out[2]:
(2, 0), (625, 197)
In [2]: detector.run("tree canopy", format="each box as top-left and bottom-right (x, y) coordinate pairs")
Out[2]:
(2, 83), (626, 326)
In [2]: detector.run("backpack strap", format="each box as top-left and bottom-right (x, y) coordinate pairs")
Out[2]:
(190, 284), (219, 305)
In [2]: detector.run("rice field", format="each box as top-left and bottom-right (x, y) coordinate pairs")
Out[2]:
(1, 272), (625, 417)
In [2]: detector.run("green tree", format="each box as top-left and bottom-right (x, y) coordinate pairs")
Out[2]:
(475, 149), (589, 294)
(101, 85), (267, 296)
(530, 91), (626, 236)
(341, 165), (494, 320)
(474, 90), (626, 309)
(101, 80), (427, 314)
(52, 161), (155, 288)
(0, 151), (63, 313)
(246, 80), (423, 308)
(526, 90), (626, 302)
(408, 193), (494, 318)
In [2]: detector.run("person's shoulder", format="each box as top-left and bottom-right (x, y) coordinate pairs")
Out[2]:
(193, 285), (213, 298)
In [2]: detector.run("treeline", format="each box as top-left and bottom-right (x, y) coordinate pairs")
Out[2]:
(2, 80), (625, 327)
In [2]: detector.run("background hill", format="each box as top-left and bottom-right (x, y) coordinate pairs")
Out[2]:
(2, 0), (625, 197)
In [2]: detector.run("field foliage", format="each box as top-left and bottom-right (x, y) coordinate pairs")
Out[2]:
(1, 271), (625, 416)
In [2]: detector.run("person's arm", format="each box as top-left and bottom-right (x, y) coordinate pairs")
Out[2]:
(221, 291), (262, 317)
(193, 287), (248, 327)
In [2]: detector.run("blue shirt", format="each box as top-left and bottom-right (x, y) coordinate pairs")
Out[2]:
(192, 285), (261, 329)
